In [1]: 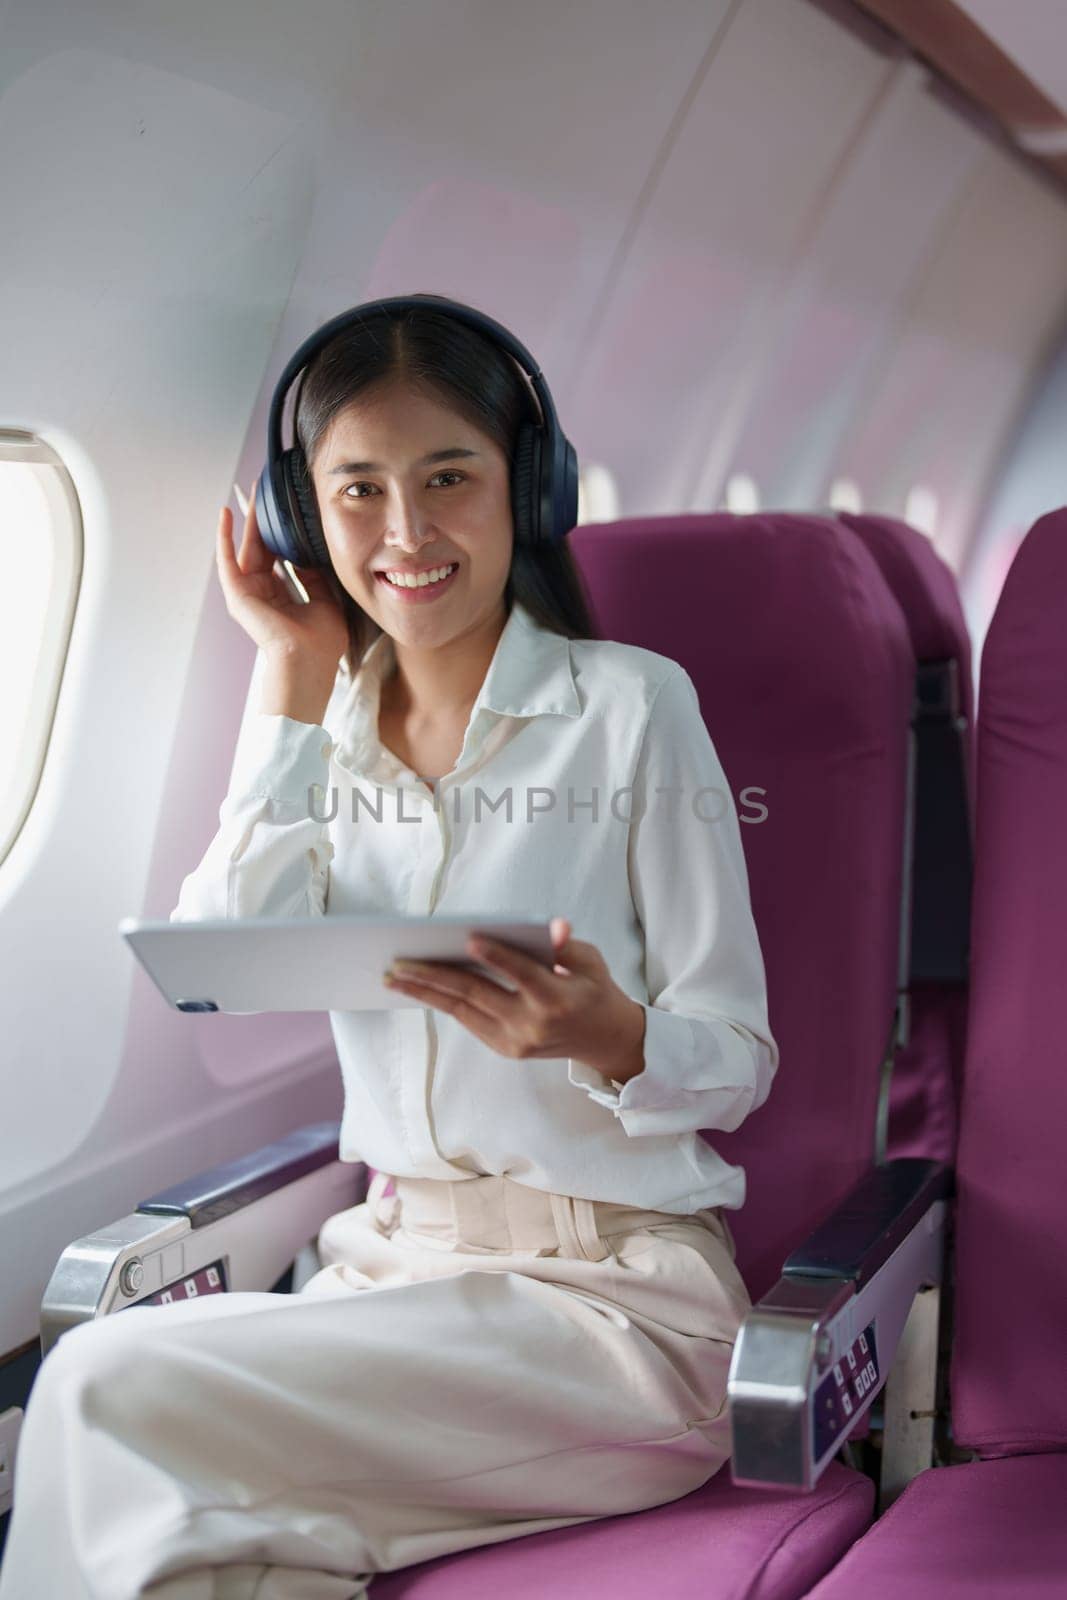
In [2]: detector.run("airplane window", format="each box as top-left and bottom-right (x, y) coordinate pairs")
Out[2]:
(577, 463), (620, 525)
(0, 432), (82, 869)
(828, 478), (863, 514)
(904, 485), (939, 538)
(723, 474), (760, 514)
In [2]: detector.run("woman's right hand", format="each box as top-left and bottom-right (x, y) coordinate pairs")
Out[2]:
(216, 475), (350, 674)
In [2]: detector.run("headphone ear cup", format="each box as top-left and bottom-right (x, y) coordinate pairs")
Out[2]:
(538, 427), (578, 545)
(281, 448), (330, 567)
(512, 423), (540, 547)
(560, 438), (579, 541)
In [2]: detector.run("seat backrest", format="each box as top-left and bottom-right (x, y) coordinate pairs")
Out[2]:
(569, 514), (915, 1302)
(951, 506), (1067, 1457)
(836, 512), (975, 1167)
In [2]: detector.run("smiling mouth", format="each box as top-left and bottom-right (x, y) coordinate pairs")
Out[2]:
(375, 562), (460, 592)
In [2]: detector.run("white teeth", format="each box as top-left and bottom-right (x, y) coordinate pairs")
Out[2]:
(383, 563), (457, 589)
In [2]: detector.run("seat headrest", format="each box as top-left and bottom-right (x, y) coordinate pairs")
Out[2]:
(836, 512), (975, 727)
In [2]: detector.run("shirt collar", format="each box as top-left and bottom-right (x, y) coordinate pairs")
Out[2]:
(332, 598), (581, 780)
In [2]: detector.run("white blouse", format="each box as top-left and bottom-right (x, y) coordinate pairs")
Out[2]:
(171, 599), (779, 1214)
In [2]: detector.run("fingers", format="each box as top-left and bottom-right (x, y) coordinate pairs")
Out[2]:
(236, 490), (252, 568)
(215, 478), (267, 579)
(385, 963), (517, 1022)
(216, 506), (236, 579)
(466, 937), (557, 997)
(237, 475), (268, 574)
(216, 503), (253, 580)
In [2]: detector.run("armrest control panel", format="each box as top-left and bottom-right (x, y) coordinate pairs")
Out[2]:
(729, 1157), (950, 1491)
(40, 1124), (366, 1356)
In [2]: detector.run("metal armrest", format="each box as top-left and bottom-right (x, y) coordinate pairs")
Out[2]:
(728, 1158), (952, 1493)
(40, 1122), (366, 1356)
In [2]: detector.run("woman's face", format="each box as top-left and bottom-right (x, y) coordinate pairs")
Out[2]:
(309, 378), (514, 650)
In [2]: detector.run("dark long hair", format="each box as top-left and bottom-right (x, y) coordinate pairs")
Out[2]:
(293, 295), (600, 680)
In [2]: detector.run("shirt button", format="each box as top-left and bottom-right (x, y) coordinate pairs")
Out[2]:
(321, 740), (333, 760)
(310, 783), (325, 806)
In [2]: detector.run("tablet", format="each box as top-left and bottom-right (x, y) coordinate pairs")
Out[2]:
(118, 915), (557, 1014)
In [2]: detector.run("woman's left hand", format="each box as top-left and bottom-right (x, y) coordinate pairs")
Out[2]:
(382, 918), (646, 1081)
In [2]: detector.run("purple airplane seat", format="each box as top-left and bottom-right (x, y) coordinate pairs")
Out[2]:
(371, 512), (947, 1599)
(804, 506), (1067, 1598)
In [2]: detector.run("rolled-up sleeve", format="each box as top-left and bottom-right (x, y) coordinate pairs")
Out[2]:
(567, 666), (779, 1136)
(169, 714), (335, 921)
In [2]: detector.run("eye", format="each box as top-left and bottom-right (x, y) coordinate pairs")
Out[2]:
(341, 470), (466, 501)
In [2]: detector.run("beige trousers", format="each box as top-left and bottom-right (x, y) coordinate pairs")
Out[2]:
(0, 1171), (752, 1600)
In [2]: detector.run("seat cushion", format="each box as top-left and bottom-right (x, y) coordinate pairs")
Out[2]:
(804, 1453), (1067, 1598)
(371, 1462), (873, 1600)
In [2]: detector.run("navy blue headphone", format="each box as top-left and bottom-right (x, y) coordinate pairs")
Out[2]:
(254, 293), (579, 571)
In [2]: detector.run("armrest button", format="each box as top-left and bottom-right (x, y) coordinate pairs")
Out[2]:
(120, 1258), (145, 1297)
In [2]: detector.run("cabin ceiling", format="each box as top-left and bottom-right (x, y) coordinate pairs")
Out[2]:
(955, 0), (1067, 120)
(853, 0), (1067, 186)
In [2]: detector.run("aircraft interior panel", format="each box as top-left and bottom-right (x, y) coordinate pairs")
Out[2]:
(1, 1), (1065, 1594)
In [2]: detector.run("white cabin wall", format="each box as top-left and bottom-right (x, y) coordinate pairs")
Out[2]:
(960, 316), (1067, 686)
(838, 141), (1067, 576)
(564, 0), (899, 517)
(0, 40), (323, 1354)
(724, 57), (983, 512)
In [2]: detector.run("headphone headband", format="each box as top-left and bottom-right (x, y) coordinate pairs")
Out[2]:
(255, 293), (578, 571)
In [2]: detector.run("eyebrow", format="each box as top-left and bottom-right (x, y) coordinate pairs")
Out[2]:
(327, 447), (481, 475)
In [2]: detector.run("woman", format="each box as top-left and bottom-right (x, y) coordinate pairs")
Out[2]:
(0, 298), (779, 1600)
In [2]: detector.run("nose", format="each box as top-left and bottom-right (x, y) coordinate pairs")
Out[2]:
(382, 485), (437, 553)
